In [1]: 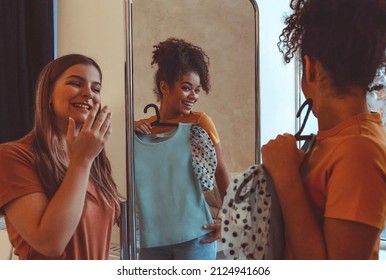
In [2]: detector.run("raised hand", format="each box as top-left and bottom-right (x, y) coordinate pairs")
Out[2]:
(66, 104), (112, 163)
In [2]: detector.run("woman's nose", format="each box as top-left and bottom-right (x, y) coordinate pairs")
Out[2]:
(81, 87), (93, 99)
(188, 90), (198, 99)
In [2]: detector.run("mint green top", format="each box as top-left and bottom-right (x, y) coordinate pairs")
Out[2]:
(134, 124), (213, 248)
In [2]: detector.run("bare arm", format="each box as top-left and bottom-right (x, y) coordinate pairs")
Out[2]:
(201, 142), (230, 243)
(4, 105), (112, 257)
(262, 134), (380, 259)
(274, 178), (378, 259)
(324, 218), (380, 259)
(213, 142), (230, 201)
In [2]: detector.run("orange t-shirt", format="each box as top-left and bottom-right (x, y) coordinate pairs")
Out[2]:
(0, 134), (114, 260)
(143, 111), (220, 145)
(298, 113), (386, 259)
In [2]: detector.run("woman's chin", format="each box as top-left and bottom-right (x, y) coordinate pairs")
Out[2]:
(182, 108), (192, 115)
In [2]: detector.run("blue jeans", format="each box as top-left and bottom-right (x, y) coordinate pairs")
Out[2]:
(139, 234), (217, 260)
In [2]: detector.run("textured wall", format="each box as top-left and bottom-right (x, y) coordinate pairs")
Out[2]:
(132, 0), (258, 172)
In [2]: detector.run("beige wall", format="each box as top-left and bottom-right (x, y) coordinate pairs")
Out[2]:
(132, 0), (257, 172)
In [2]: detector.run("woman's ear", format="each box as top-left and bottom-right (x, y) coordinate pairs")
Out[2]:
(303, 55), (316, 83)
(304, 54), (328, 84)
(160, 81), (169, 95)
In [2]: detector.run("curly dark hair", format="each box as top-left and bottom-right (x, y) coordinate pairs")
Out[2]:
(151, 37), (210, 101)
(278, 0), (386, 91)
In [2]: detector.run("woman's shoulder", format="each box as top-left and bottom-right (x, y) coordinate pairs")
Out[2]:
(190, 111), (212, 123)
(190, 112), (220, 144)
(143, 115), (157, 123)
(191, 111), (209, 117)
(0, 133), (35, 161)
(331, 134), (386, 169)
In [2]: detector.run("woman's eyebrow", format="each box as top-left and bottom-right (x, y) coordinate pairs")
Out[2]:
(66, 75), (101, 86)
(181, 81), (201, 87)
(66, 74), (84, 80)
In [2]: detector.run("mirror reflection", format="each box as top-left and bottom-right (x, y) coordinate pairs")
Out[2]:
(126, 0), (259, 259)
(132, 0), (259, 172)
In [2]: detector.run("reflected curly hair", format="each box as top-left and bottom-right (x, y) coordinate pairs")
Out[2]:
(151, 37), (210, 101)
(278, 0), (386, 91)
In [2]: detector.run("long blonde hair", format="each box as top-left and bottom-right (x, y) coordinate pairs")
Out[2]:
(32, 54), (121, 222)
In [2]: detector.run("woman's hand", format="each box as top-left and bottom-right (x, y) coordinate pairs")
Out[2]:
(261, 133), (305, 187)
(200, 219), (221, 243)
(134, 120), (152, 134)
(66, 104), (112, 163)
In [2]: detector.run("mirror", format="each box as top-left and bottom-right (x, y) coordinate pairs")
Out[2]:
(123, 0), (260, 259)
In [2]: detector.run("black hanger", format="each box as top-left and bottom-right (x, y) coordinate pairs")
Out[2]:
(294, 98), (314, 141)
(143, 103), (178, 127)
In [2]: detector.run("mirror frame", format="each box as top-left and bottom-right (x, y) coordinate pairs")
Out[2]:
(122, 0), (260, 260)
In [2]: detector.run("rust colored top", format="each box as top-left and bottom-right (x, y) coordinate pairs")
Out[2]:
(0, 133), (114, 260)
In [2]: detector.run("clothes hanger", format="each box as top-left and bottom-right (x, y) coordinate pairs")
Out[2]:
(143, 103), (178, 127)
(294, 98), (314, 141)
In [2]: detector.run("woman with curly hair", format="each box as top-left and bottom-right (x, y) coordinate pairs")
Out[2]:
(0, 54), (121, 259)
(134, 37), (230, 259)
(262, 0), (386, 259)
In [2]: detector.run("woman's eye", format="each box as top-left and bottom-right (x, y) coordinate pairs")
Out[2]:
(194, 89), (201, 94)
(182, 86), (190, 92)
(93, 87), (101, 94)
(69, 81), (81, 87)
